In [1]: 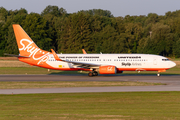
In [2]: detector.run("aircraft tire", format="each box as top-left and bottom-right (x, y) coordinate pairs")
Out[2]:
(88, 72), (93, 77)
(93, 71), (98, 76)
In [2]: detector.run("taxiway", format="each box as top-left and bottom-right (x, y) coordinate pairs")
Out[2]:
(0, 74), (180, 94)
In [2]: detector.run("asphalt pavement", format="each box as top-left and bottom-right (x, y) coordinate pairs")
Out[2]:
(0, 74), (180, 94)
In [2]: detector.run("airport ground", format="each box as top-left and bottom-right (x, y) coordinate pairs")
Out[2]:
(0, 92), (180, 120)
(0, 75), (180, 119)
(0, 58), (180, 119)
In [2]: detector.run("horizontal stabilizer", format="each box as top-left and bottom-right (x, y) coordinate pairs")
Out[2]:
(4, 53), (30, 58)
(51, 49), (64, 61)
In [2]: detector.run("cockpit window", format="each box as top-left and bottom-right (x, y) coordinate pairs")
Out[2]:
(162, 59), (170, 61)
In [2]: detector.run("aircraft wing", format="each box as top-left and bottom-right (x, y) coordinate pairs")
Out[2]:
(51, 49), (100, 68)
(66, 61), (100, 68)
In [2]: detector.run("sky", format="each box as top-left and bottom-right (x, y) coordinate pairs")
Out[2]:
(1, 0), (180, 17)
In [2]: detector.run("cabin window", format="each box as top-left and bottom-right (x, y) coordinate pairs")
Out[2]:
(162, 59), (169, 61)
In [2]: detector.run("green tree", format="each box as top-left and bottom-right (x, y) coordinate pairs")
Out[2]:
(4, 25), (18, 55)
(22, 13), (52, 51)
(123, 23), (143, 53)
(41, 5), (67, 17)
(3, 8), (27, 55)
(97, 25), (120, 53)
(80, 9), (113, 17)
(140, 23), (173, 56)
(56, 13), (92, 53)
(145, 13), (159, 26)
(173, 38), (180, 58)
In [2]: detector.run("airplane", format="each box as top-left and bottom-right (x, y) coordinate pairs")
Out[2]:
(7, 24), (176, 77)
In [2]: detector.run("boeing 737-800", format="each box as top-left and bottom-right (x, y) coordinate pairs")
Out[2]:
(7, 24), (176, 77)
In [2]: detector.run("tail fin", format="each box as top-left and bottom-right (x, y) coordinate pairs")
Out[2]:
(13, 24), (50, 65)
(13, 24), (49, 57)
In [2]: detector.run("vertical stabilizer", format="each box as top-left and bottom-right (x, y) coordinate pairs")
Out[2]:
(13, 24), (42, 56)
(13, 24), (50, 65)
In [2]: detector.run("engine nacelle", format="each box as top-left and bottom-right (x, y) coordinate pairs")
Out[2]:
(99, 66), (117, 74)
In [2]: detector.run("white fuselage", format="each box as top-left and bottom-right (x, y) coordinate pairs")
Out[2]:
(45, 54), (176, 72)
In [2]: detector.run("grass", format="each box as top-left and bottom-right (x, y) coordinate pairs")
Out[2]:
(0, 81), (164, 89)
(0, 92), (180, 120)
(171, 58), (180, 61)
(0, 60), (31, 67)
(0, 67), (60, 74)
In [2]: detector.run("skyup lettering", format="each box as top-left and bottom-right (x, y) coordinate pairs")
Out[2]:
(132, 63), (142, 66)
(19, 39), (49, 65)
(122, 62), (131, 66)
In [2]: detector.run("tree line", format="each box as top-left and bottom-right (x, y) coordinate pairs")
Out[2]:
(1, 5), (180, 57)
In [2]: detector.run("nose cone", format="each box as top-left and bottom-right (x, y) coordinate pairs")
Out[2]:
(170, 61), (176, 68)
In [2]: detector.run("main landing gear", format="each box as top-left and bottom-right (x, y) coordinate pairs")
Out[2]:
(88, 71), (98, 77)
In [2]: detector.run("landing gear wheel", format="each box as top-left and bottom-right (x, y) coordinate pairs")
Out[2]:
(88, 72), (93, 77)
(93, 71), (98, 76)
(157, 73), (160, 77)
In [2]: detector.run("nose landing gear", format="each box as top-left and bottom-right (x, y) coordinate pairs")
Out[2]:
(157, 73), (160, 77)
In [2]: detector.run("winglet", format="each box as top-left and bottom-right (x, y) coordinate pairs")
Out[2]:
(51, 49), (63, 61)
(82, 49), (87, 54)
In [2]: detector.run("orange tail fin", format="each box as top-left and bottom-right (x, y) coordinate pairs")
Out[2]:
(13, 24), (49, 56)
(13, 24), (50, 65)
